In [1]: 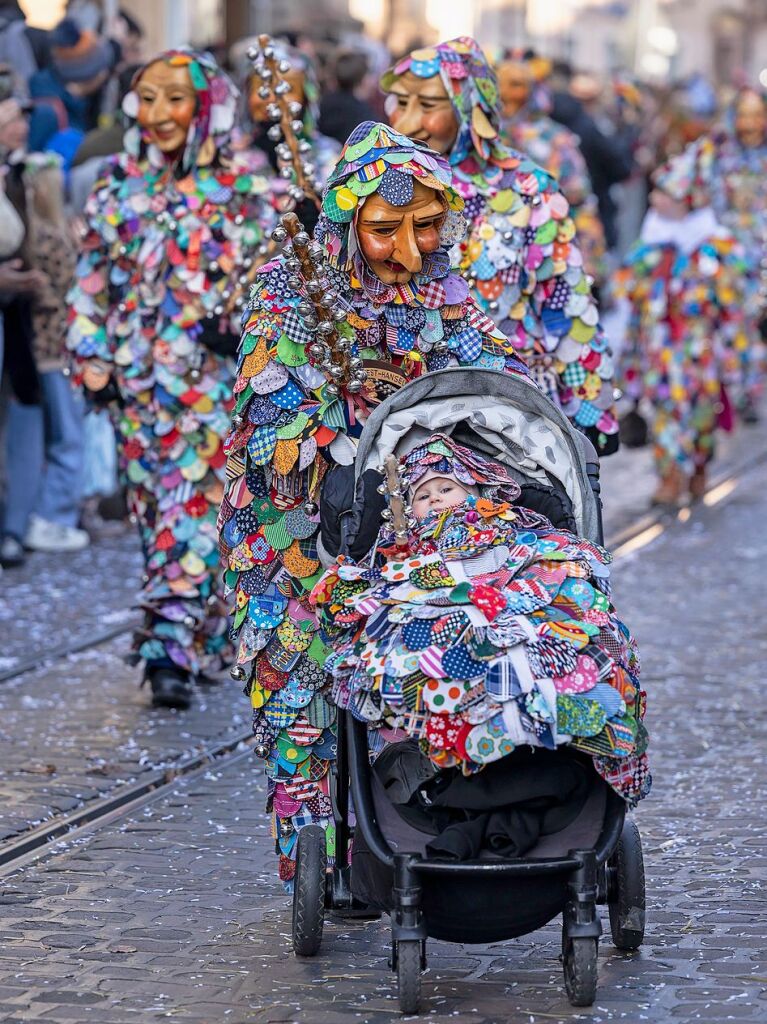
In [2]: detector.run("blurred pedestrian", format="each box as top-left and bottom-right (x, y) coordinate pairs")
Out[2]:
(381, 37), (618, 454)
(67, 49), (279, 710)
(318, 48), (377, 146)
(0, 1), (51, 96)
(3, 153), (88, 562)
(28, 16), (115, 167)
(551, 78), (633, 252)
(614, 142), (748, 505)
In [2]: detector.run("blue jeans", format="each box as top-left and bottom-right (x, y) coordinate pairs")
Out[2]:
(3, 369), (85, 538)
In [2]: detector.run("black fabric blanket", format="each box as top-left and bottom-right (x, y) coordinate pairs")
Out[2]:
(373, 741), (591, 861)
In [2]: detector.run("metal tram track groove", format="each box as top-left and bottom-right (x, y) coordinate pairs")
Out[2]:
(0, 730), (255, 877)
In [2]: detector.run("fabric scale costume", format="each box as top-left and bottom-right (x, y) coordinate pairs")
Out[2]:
(381, 38), (618, 455)
(312, 434), (649, 809)
(614, 140), (748, 498)
(218, 122), (539, 884)
(67, 50), (280, 698)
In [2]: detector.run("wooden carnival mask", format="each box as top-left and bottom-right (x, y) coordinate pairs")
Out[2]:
(734, 89), (767, 149)
(385, 70), (459, 155)
(249, 67), (305, 124)
(356, 178), (447, 285)
(136, 61), (197, 155)
(496, 60), (531, 118)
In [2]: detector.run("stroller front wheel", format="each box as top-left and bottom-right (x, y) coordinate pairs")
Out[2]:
(562, 932), (598, 1007)
(292, 824), (327, 957)
(395, 939), (422, 1014)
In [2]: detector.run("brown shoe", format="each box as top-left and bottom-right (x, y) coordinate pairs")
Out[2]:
(689, 466), (707, 501)
(651, 464), (685, 506)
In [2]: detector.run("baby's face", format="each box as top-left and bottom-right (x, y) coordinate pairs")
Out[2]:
(412, 476), (475, 518)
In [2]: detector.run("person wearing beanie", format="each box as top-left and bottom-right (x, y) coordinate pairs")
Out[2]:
(27, 17), (115, 157)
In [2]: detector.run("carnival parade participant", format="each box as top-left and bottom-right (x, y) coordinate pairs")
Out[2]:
(243, 37), (339, 233)
(313, 433), (649, 809)
(380, 37), (618, 455)
(614, 141), (748, 505)
(707, 87), (767, 419)
(218, 122), (535, 886)
(67, 49), (279, 710)
(496, 49), (607, 289)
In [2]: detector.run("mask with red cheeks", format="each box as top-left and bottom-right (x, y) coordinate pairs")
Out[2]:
(136, 61), (197, 155)
(734, 90), (767, 149)
(385, 70), (459, 154)
(356, 178), (447, 284)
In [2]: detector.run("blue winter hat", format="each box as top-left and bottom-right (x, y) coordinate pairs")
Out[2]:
(51, 17), (114, 83)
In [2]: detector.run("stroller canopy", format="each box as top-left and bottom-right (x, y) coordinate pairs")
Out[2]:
(354, 368), (601, 541)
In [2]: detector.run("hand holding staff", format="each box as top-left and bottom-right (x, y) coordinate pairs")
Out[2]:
(271, 211), (367, 394)
(247, 34), (321, 209)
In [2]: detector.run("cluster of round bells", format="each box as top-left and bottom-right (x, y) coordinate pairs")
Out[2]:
(246, 36), (320, 206)
(270, 220), (368, 394)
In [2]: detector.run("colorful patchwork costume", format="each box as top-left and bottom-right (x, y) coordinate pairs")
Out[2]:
(313, 434), (649, 808)
(614, 141), (748, 483)
(218, 123), (534, 884)
(67, 50), (279, 679)
(382, 38), (618, 454)
(498, 53), (606, 286)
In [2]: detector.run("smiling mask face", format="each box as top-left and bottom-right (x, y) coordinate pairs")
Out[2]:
(385, 70), (459, 154)
(356, 177), (447, 284)
(136, 60), (197, 155)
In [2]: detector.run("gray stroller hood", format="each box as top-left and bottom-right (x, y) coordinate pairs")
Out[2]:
(354, 367), (601, 541)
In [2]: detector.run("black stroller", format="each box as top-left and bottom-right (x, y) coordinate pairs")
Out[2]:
(291, 369), (646, 1013)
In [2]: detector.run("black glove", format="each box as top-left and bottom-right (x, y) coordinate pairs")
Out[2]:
(320, 464), (386, 561)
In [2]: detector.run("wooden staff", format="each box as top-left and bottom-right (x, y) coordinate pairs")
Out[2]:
(271, 210), (367, 394)
(248, 34), (321, 209)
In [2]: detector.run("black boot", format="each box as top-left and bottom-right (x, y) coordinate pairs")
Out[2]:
(147, 665), (193, 710)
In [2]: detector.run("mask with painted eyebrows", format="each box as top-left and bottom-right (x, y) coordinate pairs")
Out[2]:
(356, 178), (447, 284)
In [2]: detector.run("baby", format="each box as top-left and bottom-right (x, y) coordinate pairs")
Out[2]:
(313, 433), (649, 808)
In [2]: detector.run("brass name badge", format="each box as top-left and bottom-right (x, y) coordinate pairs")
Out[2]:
(361, 360), (409, 405)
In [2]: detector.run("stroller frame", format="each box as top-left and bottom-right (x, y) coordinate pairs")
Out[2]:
(290, 370), (645, 1012)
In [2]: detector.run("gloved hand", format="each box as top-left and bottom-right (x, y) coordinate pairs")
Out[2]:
(320, 464), (386, 560)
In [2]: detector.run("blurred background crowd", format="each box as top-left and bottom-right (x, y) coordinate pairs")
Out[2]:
(0, 0), (765, 572)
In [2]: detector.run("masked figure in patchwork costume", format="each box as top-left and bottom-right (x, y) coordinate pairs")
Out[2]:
(706, 87), (767, 417)
(381, 37), (618, 455)
(219, 122), (535, 885)
(244, 39), (340, 233)
(496, 49), (607, 289)
(614, 139), (749, 505)
(312, 434), (649, 809)
(67, 50), (279, 709)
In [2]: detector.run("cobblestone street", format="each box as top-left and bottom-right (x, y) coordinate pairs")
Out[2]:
(0, 434), (765, 1023)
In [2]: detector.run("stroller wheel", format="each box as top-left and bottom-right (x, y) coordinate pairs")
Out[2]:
(292, 825), (327, 957)
(395, 939), (422, 1015)
(608, 816), (646, 950)
(562, 931), (598, 1007)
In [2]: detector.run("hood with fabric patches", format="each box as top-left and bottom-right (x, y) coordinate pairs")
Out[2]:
(315, 120), (470, 305)
(381, 36), (516, 184)
(401, 432), (522, 503)
(122, 48), (240, 173)
(652, 134), (717, 209)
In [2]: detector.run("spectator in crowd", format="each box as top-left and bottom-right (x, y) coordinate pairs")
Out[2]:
(0, 1), (51, 96)
(28, 17), (115, 165)
(318, 48), (377, 145)
(1, 108), (88, 569)
(551, 86), (634, 251)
